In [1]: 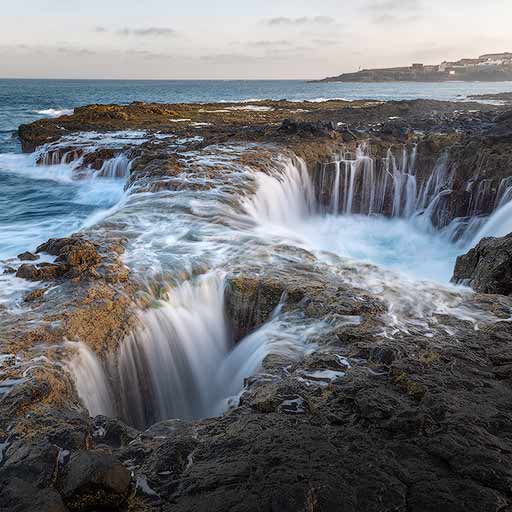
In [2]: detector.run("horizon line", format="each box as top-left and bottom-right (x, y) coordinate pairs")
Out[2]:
(0, 77), (313, 82)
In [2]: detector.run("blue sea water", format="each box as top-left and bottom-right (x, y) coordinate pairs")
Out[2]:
(0, 78), (511, 261)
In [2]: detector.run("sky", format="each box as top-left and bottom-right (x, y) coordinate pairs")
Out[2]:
(1, 0), (511, 79)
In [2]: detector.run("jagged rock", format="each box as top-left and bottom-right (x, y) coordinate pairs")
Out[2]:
(16, 262), (63, 281)
(24, 287), (48, 302)
(81, 148), (118, 170)
(381, 118), (412, 139)
(452, 233), (512, 294)
(8, 98), (512, 512)
(93, 416), (139, 448)
(37, 237), (101, 271)
(0, 478), (67, 512)
(15, 236), (102, 282)
(58, 450), (131, 511)
(279, 118), (337, 138)
(17, 251), (39, 261)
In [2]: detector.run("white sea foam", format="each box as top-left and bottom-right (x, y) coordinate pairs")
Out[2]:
(34, 108), (74, 118)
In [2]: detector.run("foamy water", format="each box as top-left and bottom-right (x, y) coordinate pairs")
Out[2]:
(66, 143), (512, 427)
(0, 152), (127, 260)
(2, 79), (512, 426)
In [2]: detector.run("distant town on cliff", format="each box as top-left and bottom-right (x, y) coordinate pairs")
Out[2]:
(317, 52), (512, 82)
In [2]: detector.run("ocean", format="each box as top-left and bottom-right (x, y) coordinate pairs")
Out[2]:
(0, 78), (511, 261)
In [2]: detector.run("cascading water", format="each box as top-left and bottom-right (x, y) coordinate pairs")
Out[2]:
(114, 273), (231, 428)
(67, 343), (115, 418)
(470, 200), (512, 243)
(95, 154), (132, 178)
(69, 271), (323, 429)
(242, 156), (315, 225)
(314, 143), (512, 248)
(68, 142), (512, 429)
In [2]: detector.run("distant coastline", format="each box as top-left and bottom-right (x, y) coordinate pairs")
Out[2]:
(314, 52), (512, 83)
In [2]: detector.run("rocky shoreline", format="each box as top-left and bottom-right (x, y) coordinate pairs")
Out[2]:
(2, 98), (512, 511)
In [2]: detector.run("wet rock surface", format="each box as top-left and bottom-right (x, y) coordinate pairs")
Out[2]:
(453, 233), (512, 294)
(3, 99), (512, 511)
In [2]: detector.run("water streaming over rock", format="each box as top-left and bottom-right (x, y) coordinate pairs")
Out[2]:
(114, 273), (231, 428)
(315, 144), (512, 246)
(95, 154), (132, 178)
(67, 142), (512, 427)
(67, 343), (115, 418)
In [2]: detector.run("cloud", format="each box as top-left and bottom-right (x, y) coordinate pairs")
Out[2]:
(56, 46), (97, 56)
(365, 0), (423, 24)
(265, 16), (336, 27)
(127, 49), (175, 60)
(119, 27), (177, 37)
(95, 26), (177, 37)
(367, 0), (421, 11)
(311, 39), (342, 47)
(247, 40), (292, 48)
(200, 53), (264, 64)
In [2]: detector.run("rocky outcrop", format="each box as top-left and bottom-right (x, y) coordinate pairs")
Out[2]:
(14, 235), (128, 284)
(5, 98), (512, 512)
(452, 233), (512, 294)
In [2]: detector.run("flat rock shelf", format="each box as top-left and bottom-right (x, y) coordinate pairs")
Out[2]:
(2, 99), (512, 512)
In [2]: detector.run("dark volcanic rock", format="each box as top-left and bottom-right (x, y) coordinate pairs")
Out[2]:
(0, 478), (67, 512)
(279, 118), (337, 138)
(452, 233), (512, 294)
(381, 118), (412, 140)
(8, 98), (512, 512)
(58, 450), (131, 511)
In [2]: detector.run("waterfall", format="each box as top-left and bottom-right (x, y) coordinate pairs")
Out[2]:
(35, 142), (132, 180)
(242, 156), (315, 225)
(67, 343), (115, 418)
(67, 270), (319, 428)
(471, 200), (512, 244)
(64, 143), (512, 430)
(316, 143), (422, 218)
(495, 177), (512, 209)
(113, 273), (232, 428)
(96, 154), (132, 178)
(314, 143), (512, 245)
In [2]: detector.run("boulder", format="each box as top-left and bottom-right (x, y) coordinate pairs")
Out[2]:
(452, 233), (512, 294)
(381, 118), (412, 139)
(17, 251), (39, 261)
(16, 262), (63, 281)
(15, 236), (102, 282)
(279, 119), (336, 138)
(59, 450), (131, 511)
(0, 478), (67, 512)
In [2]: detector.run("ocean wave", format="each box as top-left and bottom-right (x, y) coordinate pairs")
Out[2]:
(295, 97), (351, 103)
(219, 97), (352, 104)
(34, 108), (74, 118)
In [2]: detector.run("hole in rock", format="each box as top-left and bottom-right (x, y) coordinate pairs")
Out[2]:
(68, 273), (318, 430)
(67, 143), (512, 429)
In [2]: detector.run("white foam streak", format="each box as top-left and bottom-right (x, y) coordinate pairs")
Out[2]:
(34, 108), (74, 118)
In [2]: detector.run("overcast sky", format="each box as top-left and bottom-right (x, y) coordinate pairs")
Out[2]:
(1, 0), (511, 79)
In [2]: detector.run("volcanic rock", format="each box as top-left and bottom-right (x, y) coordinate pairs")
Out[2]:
(58, 450), (131, 511)
(452, 233), (512, 294)
(17, 251), (39, 261)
